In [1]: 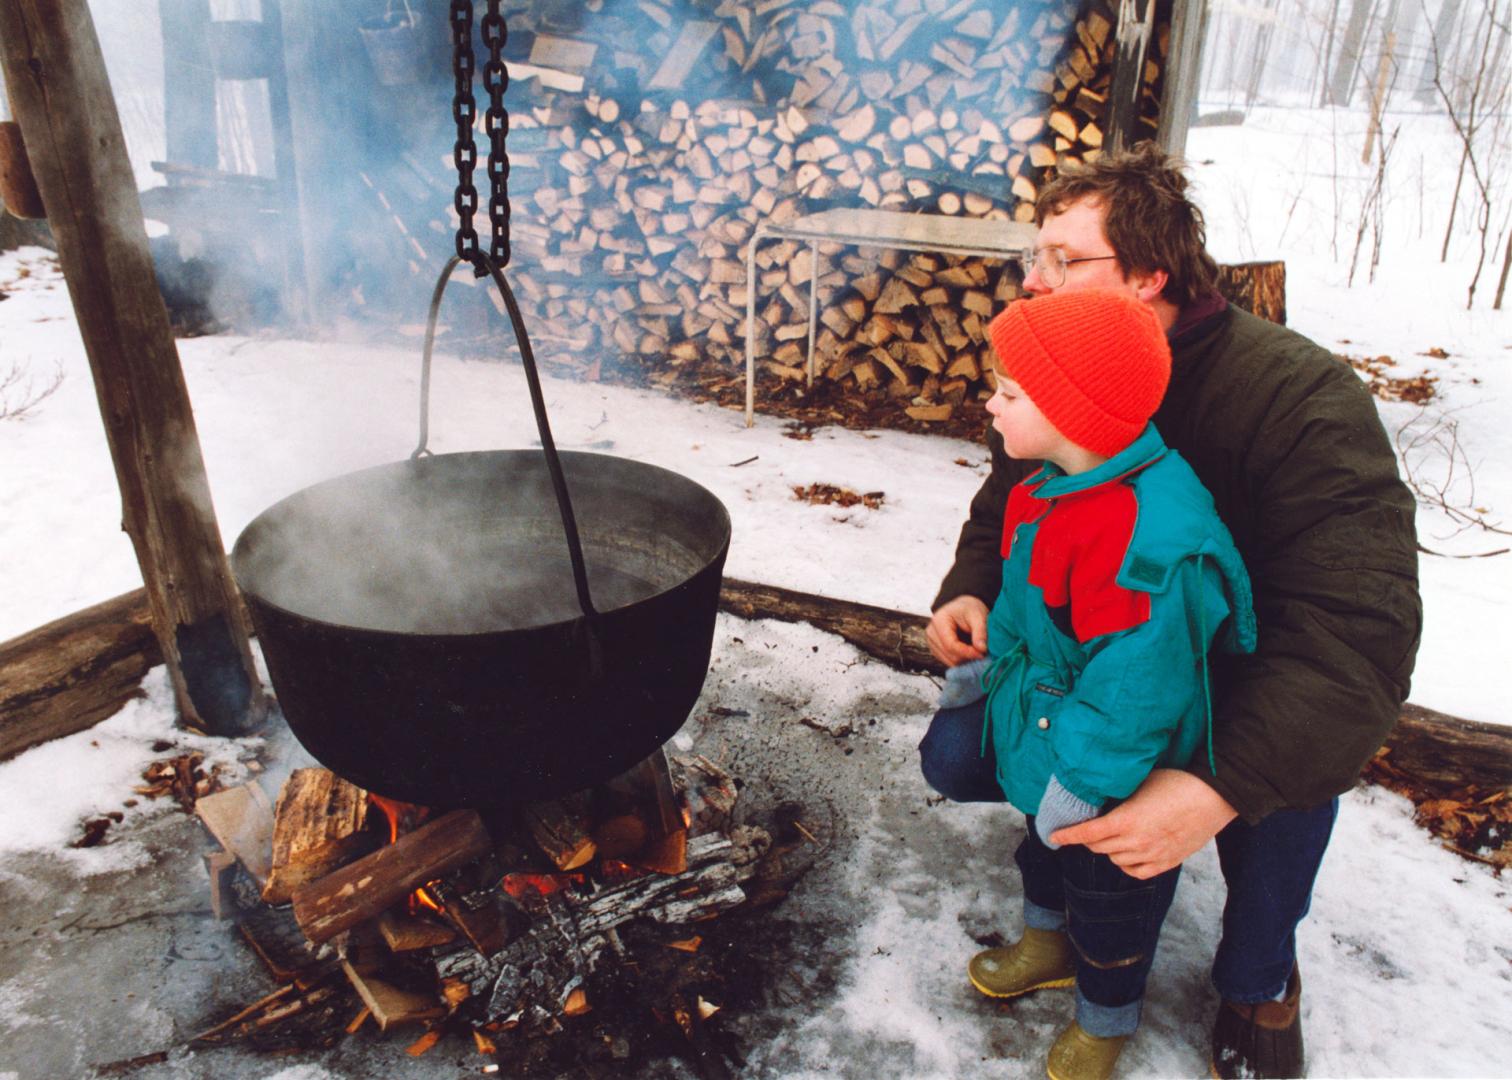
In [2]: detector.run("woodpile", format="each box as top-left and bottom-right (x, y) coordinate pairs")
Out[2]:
(359, 0), (1172, 424)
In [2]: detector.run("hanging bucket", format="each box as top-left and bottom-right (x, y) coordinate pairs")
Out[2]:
(0, 121), (45, 220)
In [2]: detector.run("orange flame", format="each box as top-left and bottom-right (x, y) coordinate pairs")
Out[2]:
(412, 881), (444, 916)
(368, 796), (442, 914)
(368, 794), (431, 844)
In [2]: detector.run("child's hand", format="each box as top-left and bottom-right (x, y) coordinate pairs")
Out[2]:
(926, 595), (989, 666)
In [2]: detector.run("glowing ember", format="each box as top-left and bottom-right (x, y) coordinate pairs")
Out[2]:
(500, 871), (586, 899)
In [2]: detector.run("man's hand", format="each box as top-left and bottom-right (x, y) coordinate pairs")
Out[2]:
(926, 595), (989, 666)
(1049, 769), (1238, 879)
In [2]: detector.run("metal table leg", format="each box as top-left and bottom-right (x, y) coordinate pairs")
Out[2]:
(806, 239), (818, 387)
(744, 226), (764, 427)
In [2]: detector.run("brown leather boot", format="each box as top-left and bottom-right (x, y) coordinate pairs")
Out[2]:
(1210, 965), (1304, 1078)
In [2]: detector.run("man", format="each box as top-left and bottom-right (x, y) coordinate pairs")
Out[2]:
(921, 143), (1420, 1079)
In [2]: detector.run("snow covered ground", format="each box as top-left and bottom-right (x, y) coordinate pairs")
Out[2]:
(1, 97), (1510, 1077)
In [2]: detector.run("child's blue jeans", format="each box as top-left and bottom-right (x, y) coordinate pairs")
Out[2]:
(920, 699), (1336, 1031)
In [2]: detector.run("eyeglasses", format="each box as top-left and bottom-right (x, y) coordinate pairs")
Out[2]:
(1018, 248), (1120, 288)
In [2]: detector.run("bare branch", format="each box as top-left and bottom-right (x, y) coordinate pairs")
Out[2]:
(0, 359), (65, 421)
(1395, 409), (1510, 555)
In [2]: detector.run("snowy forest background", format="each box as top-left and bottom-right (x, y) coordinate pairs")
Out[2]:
(1197, 0), (1511, 312)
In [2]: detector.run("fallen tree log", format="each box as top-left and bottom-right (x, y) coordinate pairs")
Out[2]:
(3, 582), (1509, 791)
(0, 589), (158, 760)
(716, 578), (1512, 791)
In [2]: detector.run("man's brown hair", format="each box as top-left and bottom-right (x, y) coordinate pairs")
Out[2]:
(1036, 142), (1220, 308)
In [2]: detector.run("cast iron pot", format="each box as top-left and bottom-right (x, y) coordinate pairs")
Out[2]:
(230, 257), (731, 807)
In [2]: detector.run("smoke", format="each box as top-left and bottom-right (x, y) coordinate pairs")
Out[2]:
(230, 452), (723, 635)
(94, 0), (1082, 340)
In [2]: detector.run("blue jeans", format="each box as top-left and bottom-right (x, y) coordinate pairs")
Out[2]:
(920, 700), (1337, 1014)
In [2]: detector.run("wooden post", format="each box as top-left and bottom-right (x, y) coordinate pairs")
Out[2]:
(1157, 0), (1208, 159)
(1104, 0), (1158, 154)
(0, 0), (266, 734)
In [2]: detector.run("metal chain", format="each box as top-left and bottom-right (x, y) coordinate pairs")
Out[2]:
(449, 0), (479, 269)
(480, 0), (511, 270)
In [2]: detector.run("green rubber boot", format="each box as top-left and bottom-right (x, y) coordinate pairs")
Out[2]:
(967, 926), (1076, 999)
(1046, 1021), (1129, 1080)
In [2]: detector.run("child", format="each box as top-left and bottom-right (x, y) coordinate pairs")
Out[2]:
(921, 288), (1257, 1080)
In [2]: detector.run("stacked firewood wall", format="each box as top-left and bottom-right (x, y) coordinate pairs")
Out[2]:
(407, 0), (1170, 421)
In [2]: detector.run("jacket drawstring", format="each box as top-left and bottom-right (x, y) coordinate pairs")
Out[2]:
(1197, 554), (1217, 776)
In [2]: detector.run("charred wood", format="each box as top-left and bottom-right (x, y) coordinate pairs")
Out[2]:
(291, 810), (492, 944)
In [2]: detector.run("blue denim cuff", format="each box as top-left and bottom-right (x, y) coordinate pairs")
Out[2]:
(1023, 897), (1067, 932)
(1076, 987), (1142, 1038)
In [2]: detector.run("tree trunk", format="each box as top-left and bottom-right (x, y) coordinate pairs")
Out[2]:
(1328, 0), (1377, 105)
(1316, 0), (1344, 106)
(1493, 207), (1510, 309)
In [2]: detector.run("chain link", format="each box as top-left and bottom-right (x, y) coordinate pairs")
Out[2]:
(450, 0), (480, 269)
(480, 0), (511, 269)
(449, 0), (510, 275)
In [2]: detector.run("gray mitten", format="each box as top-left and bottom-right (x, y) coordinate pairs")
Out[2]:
(1035, 774), (1100, 849)
(937, 656), (992, 709)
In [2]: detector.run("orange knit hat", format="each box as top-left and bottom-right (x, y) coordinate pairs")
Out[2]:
(987, 289), (1171, 458)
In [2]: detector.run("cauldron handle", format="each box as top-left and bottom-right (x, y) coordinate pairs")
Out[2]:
(412, 253), (598, 621)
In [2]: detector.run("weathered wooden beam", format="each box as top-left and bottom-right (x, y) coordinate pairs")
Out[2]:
(1103, 0), (1157, 154)
(0, 589), (159, 761)
(715, 579), (1512, 791)
(719, 577), (936, 673)
(0, 0), (264, 735)
(3, 583), (1508, 792)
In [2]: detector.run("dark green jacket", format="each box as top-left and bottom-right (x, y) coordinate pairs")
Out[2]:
(935, 302), (1421, 822)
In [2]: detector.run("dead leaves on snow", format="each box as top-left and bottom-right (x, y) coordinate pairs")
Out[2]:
(1364, 749), (1512, 870)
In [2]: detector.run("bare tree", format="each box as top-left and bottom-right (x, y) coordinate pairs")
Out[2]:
(1429, 0), (1512, 307)
(1349, 124), (1401, 285)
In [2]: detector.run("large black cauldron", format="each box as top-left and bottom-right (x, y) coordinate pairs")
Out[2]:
(230, 258), (730, 807)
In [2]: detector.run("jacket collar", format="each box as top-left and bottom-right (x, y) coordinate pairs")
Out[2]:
(1024, 423), (1168, 499)
(1170, 291), (1229, 350)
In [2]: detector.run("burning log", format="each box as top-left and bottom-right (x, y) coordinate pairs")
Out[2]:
(341, 962), (448, 1032)
(377, 908), (459, 953)
(262, 768), (373, 904)
(291, 809), (492, 944)
(238, 902), (339, 987)
(434, 833), (753, 1027)
(523, 793), (598, 871)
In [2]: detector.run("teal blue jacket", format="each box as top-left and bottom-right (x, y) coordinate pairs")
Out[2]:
(983, 424), (1258, 815)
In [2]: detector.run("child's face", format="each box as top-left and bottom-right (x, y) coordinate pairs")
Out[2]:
(986, 375), (1063, 462)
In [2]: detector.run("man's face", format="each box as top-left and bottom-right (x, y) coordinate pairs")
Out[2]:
(1023, 198), (1134, 298)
